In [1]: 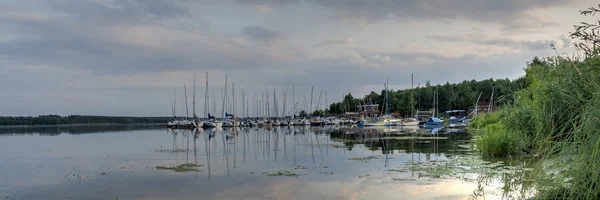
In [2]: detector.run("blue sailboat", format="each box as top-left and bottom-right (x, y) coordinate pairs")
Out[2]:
(426, 117), (443, 125)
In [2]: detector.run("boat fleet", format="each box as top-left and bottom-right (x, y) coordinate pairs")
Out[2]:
(166, 73), (470, 130)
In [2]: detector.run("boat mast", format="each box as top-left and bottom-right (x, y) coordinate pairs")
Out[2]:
(282, 88), (287, 118)
(411, 73), (414, 118)
(193, 74), (197, 119)
(316, 87), (323, 114)
(232, 82), (235, 117)
(184, 84), (189, 120)
(205, 72), (208, 118)
(310, 86), (314, 116)
(325, 92), (327, 116)
(174, 90), (177, 119)
(489, 86), (495, 112)
(246, 91), (249, 119)
(292, 84), (295, 118)
(222, 75), (227, 119)
(242, 89), (245, 118)
(171, 94), (175, 119)
(386, 77), (389, 116)
(273, 86), (277, 118)
(432, 86), (436, 118)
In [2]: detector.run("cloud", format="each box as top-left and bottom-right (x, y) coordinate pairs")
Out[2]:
(316, 37), (354, 46)
(231, 0), (582, 31)
(430, 34), (571, 52)
(242, 25), (285, 43)
(48, 0), (191, 22)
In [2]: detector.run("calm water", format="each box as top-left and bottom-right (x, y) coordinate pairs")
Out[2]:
(0, 125), (531, 200)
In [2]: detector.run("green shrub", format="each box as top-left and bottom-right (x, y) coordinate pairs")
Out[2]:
(476, 123), (526, 158)
(468, 111), (502, 129)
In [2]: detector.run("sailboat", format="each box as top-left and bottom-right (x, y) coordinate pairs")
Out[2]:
(425, 86), (443, 126)
(402, 74), (420, 126)
(360, 78), (401, 127)
(202, 73), (220, 128)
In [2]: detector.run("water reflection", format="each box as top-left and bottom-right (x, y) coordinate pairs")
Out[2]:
(0, 125), (533, 200)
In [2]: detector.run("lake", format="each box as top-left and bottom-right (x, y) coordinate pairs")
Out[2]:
(0, 125), (533, 200)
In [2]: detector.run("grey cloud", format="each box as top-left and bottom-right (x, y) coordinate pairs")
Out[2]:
(316, 38), (354, 46)
(431, 35), (568, 51)
(242, 25), (285, 42)
(0, 6), (298, 74)
(233, 0), (580, 30)
(48, 0), (190, 23)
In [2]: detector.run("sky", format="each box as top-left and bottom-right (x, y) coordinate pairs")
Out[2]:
(0, 0), (594, 116)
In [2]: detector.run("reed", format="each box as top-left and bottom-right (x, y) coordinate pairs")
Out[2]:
(486, 55), (600, 199)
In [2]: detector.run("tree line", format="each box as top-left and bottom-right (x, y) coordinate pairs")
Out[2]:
(325, 77), (526, 117)
(0, 115), (172, 126)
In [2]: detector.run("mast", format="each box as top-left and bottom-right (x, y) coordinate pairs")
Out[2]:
(273, 86), (277, 118)
(386, 77), (389, 116)
(411, 73), (414, 118)
(222, 75), (227, 119)
(193, 74), (197, 119)
(310, 86), (314, 116)
(171, 94), (175, 119)
(432, 86), (436, 118)
(184, 84), (189, 120)
(489, 86), (495, 112)
(316, 87), (323, 113)
(204, 72), (208, 118)
(242, 89), (245, 118)
(282, 88), (287, 118)
(232, 82), (235, 116)
(325, 92), (327, 116)
(246, 91), (249, 119)
(292, 84), (295, 118)
(174, 90), (177, 119)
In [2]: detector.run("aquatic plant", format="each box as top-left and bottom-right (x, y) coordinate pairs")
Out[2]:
(475, 123), (526, 158)
(263, 171), (301, 177)
(155, 163), (203, 173)
(485, 38), (600, 198)
(468, 111), (502, 129)
(348, 155), (379, 162)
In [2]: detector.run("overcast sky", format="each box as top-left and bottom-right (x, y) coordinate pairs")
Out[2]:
(0, 0), (592, 116)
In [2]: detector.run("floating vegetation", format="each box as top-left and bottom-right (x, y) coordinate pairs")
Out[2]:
(154, 148), (190, 153)
(119, 167), (126, 169)
(293, 165), (306, 170)
(348, 155), (379, 162)
(100, 172), (107, 176)
(358, 174), (370, 178)
(319, 172), (334, 175)
(322, 166), (328, 168)
(263, 171), (301, 177)
(392, 178), (416, 181)
(330, 144), (345, 148)
(155, 163), (203, 173)
(387, 155), (532, 182)
(331, 138), (361, 143)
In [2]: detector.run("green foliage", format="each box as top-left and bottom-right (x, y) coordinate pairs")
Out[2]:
(468, 111), (502, 129)
(491, 55), (600, 199)
(475, 123), (526, 158)
(328, 78), (525, 117)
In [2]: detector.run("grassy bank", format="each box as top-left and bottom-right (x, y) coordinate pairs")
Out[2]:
(473, 55), (600, 199)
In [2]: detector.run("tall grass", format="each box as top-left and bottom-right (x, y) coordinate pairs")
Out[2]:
(468, 111), (502, 129)
(491, 56), (600, 199)
(475, 123), (526, 158)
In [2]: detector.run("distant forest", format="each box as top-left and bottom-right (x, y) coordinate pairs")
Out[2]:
(0, 115), (172, 126)
(326, 77), (526, 117)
